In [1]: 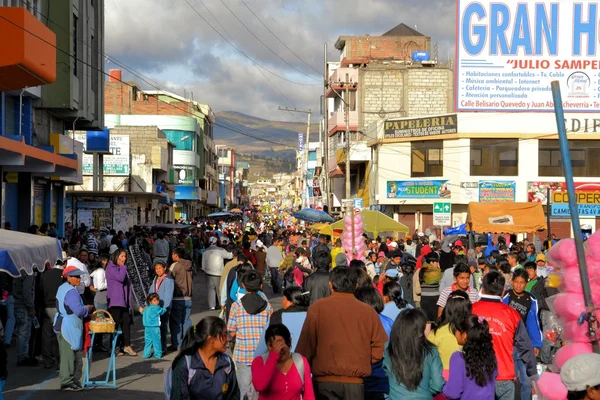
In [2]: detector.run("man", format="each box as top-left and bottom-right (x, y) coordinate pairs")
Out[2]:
(85, 229), (98, 261)
(266, 237), (284, 294)
(474, 243), (483, 258)
(169, 248), (193, 351)
(525, 244), (537, 263)
(241, 241), (257, 266)
(156, 180), (170, 204)
(68, 252), (91, 299)
(508, 253), (523, 272)
(437, 263), (479, 318)
(330, 239), (344, 269)
(297, 267), (388, 399)
(472, 271), (537, 400)
(439, 260), (476, 292)
(13, 270), (36, 366)
(404, 239), (416, 257)
(303, 248), (332, 305)
(153, 232), (170, 266)
(97, 232), (110, 254)
(253, 240), (267, 279)
(40, 260), (64, 369)
(202, 237), (233, 311)
(183, 230), (194, 263)
(385, 250), (402, 271)
(560, 353), (600, 400)
(54, 266), (93, 391)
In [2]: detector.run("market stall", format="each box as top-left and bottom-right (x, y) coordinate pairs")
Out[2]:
(0, 229), (62, 276)
(466, 202), (547, 234)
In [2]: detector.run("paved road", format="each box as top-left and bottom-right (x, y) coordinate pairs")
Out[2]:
(4, 272), (282, 400)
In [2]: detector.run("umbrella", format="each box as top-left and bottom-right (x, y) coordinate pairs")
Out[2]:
(330, 210), (409, 236)
(230, 208), (242, 213)
(0, 230), (62, 277)
(292, 208), (334, 223)
(208, 212), (233, 218)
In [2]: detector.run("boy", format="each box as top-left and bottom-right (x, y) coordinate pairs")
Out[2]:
(502, 268), (543, 400)
(227, 270), (272, 399)
(140, 293), (167, 359)
(437, 263), (479, 318)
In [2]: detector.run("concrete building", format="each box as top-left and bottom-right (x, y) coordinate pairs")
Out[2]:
(236, 161), (250, 206)
(216, 145), (236, 209)
(325, 23), (452, 212)
(368, 112), (600, 238)
(0, 1), (104, 235)
(104, 70), (219, 218)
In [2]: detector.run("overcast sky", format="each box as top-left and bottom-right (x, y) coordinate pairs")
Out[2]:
(105, 0), (455, 121)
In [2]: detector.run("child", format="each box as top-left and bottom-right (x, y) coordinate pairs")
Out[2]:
(437, 263), (479, 318)
(443, 315), (497, 399)
(140, 293), (167, 359)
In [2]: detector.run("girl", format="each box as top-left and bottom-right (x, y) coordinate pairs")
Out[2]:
(270, 286), (309, 326)
(443, 315), (497, 399)
(171, 317), (239, 399)
(381, 281), (412, 322)
(384, 308), (445, 399)
(427, 291), (472, 380)
(251, 324), (314, 400)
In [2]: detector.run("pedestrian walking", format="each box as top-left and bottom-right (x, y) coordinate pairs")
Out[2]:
(266, 238), (284, 294)
(202, 237), (233, 311)
(169, 248), (193, 351)
(40, 261), (64, 369)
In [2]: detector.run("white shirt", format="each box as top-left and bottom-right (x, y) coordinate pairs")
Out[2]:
(66, 258), (90, 294)
(90, 268), (107, 291)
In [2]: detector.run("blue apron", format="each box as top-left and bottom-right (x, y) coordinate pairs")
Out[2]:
(54, 282), (84, 351)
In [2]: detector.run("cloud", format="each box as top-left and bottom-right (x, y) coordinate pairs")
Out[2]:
(104, 0), (456, 120)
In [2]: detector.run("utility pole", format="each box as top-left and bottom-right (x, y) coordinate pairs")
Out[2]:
(278, 107), (311, 209)
(323, 43), (330, 209)
(344, 73), (351, 200)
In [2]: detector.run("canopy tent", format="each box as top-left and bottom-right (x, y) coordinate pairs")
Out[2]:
(0, 229), (62, 277)
(331, 210), (409, 236)
(466, 202), (547, 234)
(309, 223), (330, 232)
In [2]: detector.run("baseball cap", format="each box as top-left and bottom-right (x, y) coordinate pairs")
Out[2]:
(209, 237), (218, 245)
(560, 353), (600, 391)
(385, 269), (399, 278)
(256, 240), (264, 249)
(536, 253), (546, 263)
(455, 240), (463, 247)
(221, 237), (230, 245)
(62, 266), (84, 277)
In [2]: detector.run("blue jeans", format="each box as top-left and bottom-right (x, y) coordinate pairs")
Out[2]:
(4, 296), (14, 345)
(514, 348), (532, 400)
(495, 380), (515, 400)
(169, 300), (192, 349)
(143, 327), (162, 358)
(14, 305), (31, 362)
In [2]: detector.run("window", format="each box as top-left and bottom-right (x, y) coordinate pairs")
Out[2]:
(411, 140), (444, 177)
(308, 151), (317, 161)
(164, 130), (196, 152)
(539, 140), (600, 177)
(91, 35), (98, 93)
(72, 14), (78, 77)
(470, 139), (519, 176)
(217, 148), (228, 158)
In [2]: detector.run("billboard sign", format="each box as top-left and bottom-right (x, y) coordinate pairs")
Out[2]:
(528, 181), (600, 216)
(75, 133), (130, 176)
(457, 1), (600, 112)
(478, 180), (516, 203)
(384, 114), (458, 139)
(386, 180), (451, 199)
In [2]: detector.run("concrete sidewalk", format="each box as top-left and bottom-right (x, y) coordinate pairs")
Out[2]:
(4, 272), (282, 400)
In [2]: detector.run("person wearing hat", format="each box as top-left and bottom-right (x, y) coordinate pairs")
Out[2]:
(534, 253), (548, 278)
(253, 240), (267, 280)
(334, 252), (348, 268)
(561, 353), (600, 400)
(54, 266), (94, 391)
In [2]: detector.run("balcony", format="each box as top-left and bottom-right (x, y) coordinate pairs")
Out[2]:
(328, 110), (359, 135)
(326, 68), (358, 98)
(0, 8), (56, 91)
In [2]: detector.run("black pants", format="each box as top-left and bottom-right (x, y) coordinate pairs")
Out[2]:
(41, 308), (59, 368)
(314, 381), (364, 400)
(108, 306), (131, 347)
(269, 267), (282, 294)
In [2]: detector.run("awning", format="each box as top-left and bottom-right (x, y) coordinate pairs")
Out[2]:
(0, 229), (62, 276)
(0, 135), (78, 176)
(466, 202), (547, 234)
(68, 191), (163, 199)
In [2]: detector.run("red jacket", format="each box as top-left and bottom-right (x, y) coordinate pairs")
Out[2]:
(472, 296), (538, 381)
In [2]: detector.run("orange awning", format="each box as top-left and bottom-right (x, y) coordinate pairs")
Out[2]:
(0, 135), (78, 175)
(466, 202), (547, 234)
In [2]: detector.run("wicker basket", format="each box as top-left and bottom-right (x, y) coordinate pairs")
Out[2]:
(89, 310), (116, 334)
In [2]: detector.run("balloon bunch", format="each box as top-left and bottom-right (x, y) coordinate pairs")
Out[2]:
(341, 214), (365, 263)
(536, 230), (600, 400)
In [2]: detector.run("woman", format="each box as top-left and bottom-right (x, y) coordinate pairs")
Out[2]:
(251, 324), (314, 400)
(384, 308), (445, 399)
(106, 249), (137, 356)
(149, 261), (174, 352)
(381, 281), (412, 322)
(427, 291), (472, 380)
(291, 248), (311, 287)
(270, 287), (309, 326)
(355, 286), (392, 400)
(90, 255), (109, 310)
(171, 317), (239, 400)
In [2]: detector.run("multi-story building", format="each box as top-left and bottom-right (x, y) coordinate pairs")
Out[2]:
(235, 161), (250, 206)
(0, 0), (104, 235)
(216, 145), (236, 209)
(325, 23), (452, 212)
(104, 70), (219, 218)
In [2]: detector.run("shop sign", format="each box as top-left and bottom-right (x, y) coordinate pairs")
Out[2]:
(75, 134), (130, 176)
(384, 114), (457, 138)
(528, 181), (600, 216)
(457, 0), (600, 112)
(386, 180), (451, 199)
(173, 165), (195, 185)
(174, 185), (199, 201)
(478, 181), (516, 203)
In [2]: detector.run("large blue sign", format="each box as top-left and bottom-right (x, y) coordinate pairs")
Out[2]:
(174, 185), (199, 201)
(551, 204), (600, 217)
(386, 180), (451, 199)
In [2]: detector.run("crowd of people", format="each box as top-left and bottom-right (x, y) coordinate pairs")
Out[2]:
(0, 217), (596, 400)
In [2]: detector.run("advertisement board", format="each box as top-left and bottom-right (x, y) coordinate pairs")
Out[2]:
(386, 180), (451, 199)
(528, 181), (600, 216)
(478, 181), (516, 203)
(75, 134), (130, 176)
(457, 1), (600, 112)
(384, 114), (457, 139)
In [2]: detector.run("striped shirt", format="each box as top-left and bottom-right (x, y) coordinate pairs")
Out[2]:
(437, 284), (479, 308)
(227, 299), (272, 365)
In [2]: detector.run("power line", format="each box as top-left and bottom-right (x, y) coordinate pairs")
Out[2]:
(240, 0), (323, 76)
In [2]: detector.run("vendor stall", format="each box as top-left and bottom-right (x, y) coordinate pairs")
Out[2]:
(0, 229), (62, 276)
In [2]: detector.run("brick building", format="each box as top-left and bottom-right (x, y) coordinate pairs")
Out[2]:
(326, 23), (453, 212)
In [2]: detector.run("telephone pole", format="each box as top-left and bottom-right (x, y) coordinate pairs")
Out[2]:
(278, 107), (312, 209)
(323, 43), (330, 209)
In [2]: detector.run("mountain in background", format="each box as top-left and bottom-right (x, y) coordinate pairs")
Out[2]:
(214, 111), (320, 160)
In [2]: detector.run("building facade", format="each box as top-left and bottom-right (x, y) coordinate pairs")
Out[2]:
(216, 145), (236, 209)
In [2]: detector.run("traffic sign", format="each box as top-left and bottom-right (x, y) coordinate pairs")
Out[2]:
(353, 198), (363, 210)
(433, 202), (451, 226)
(433, 202), (451, 214)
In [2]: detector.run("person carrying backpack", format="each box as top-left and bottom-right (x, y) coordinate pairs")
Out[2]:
(167, 316), (239, 400)
(251, 323), (314, 400)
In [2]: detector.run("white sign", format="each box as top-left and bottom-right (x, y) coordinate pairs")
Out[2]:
(457, 1), (600, 112)
(434, 214), (452, 226)
(433, 202), (452, 226)
(75, 134), (130, 176)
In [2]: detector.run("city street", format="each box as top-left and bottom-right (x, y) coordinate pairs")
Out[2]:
(3, 273), (282, 400)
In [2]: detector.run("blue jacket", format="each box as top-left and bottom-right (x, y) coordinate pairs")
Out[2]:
(364, 314), (394, 394)
(149, 276), (174, 310)
(171, 351), (239, 400)
(502, 291), (543, 348)
(142, 304), (167, 327)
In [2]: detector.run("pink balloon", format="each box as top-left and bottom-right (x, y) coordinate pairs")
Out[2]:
(587, 259), (600, 280)
(587, 231), (600, 261)
(563, 321), (593, 342)
(353, 215), (363, 224)
(554, 343), (593, 369)
(562, 270), (586, 294)
(537, 372), (568, 400)
(344, 216), (352, 224)
(554, 293), (586, 322)
(548, 239), (578, 269)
